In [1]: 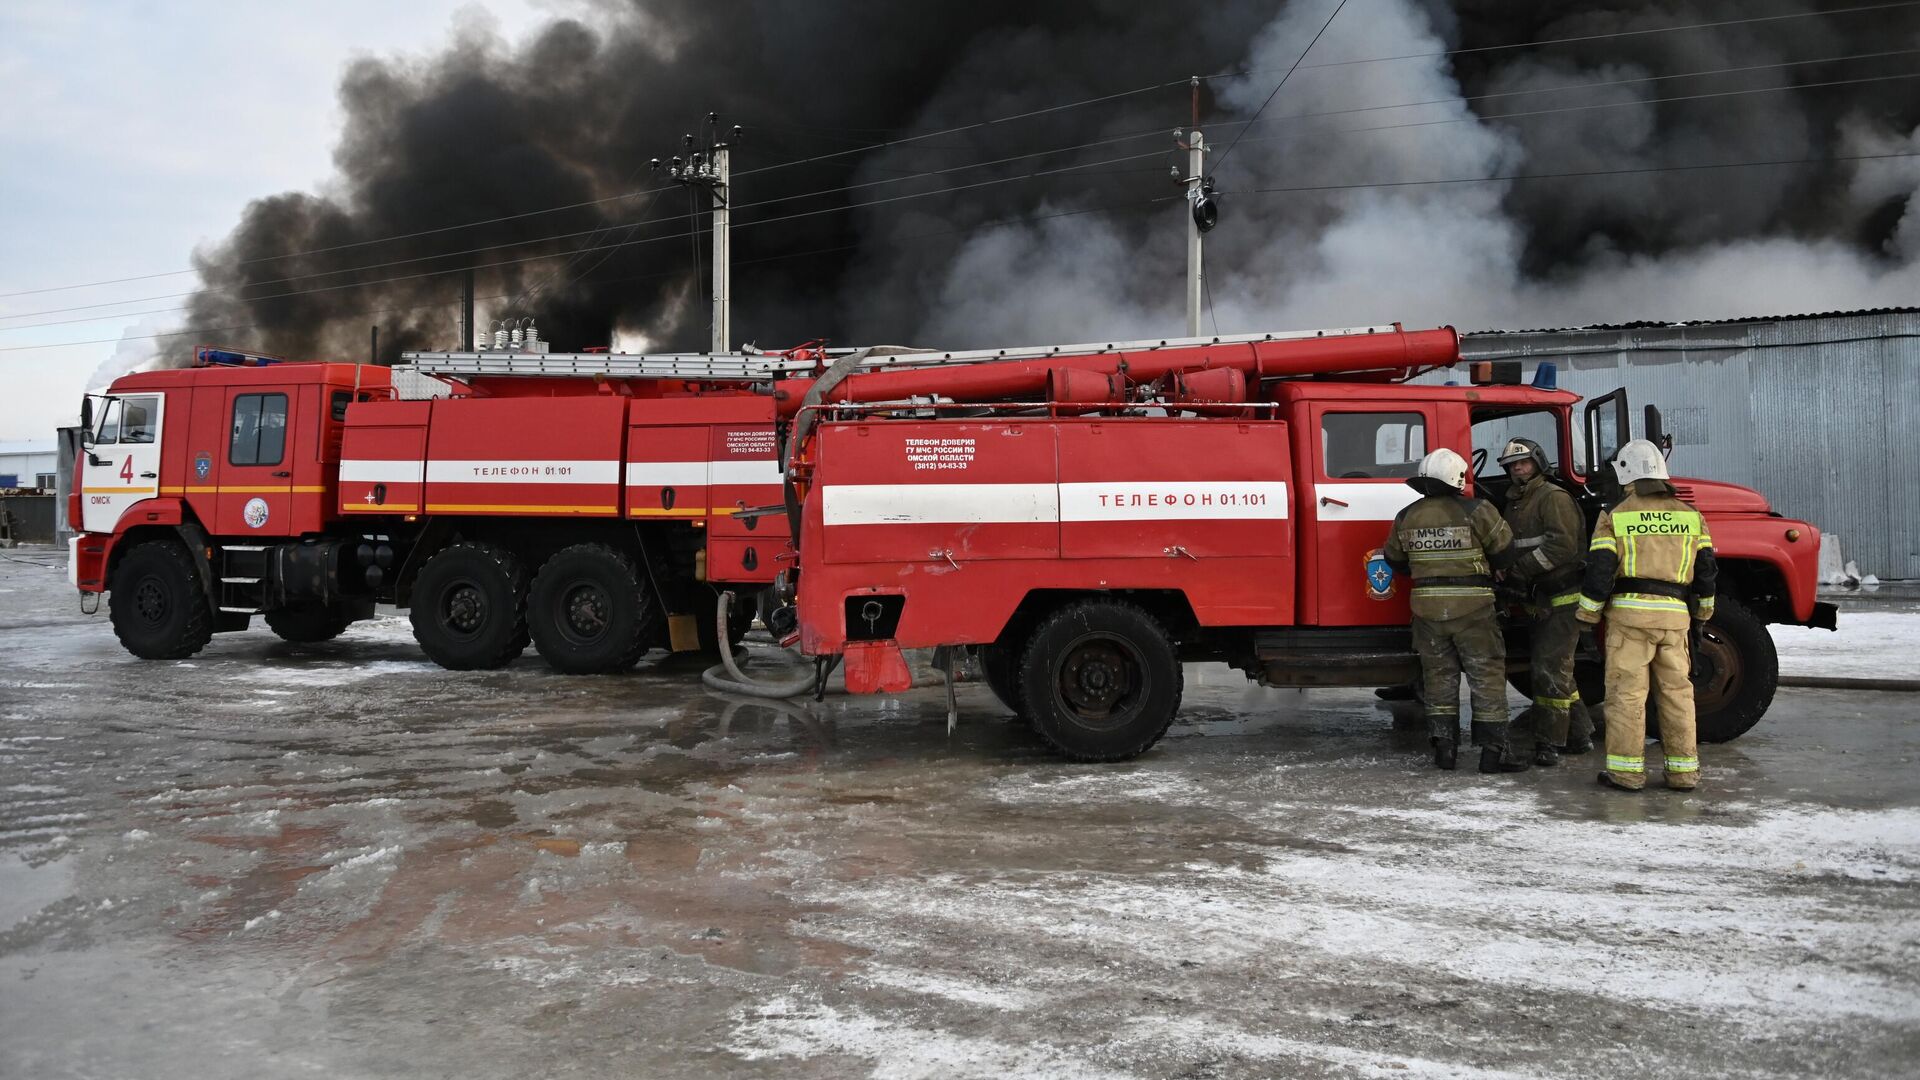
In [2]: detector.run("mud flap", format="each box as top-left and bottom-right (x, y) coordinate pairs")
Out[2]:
(1806, 602), (1838, 631)
(843, 640), (913, 694)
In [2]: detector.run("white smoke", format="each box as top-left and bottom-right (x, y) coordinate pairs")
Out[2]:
(86, 317), (175, 391)
(906, 0), (1920, 341)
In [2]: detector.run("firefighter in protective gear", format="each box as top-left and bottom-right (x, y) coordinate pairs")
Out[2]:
(1383, 448), (1525, 773)
(1496, 437), (1594, 766)
(1575, 439), (1718, 791)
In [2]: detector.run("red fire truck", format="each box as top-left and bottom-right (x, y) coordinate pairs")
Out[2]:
(69, 344), (836, 671)
(779, 325), (1836, 760)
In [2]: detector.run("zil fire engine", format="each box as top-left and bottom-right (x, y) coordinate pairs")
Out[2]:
(774, 324), (1836, 760)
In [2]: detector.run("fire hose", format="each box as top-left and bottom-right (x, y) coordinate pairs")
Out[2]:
(700, 590), (823, 699)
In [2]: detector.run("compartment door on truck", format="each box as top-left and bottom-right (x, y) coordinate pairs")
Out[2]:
(1304, 404), (1434, 626)
(80, 393), (165, 534)
(216, 387), (297, 536)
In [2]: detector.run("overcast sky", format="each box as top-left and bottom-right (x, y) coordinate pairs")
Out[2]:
(0, 1), (552, 441)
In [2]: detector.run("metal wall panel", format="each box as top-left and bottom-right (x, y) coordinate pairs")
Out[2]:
(1457, 312), (1919, 579)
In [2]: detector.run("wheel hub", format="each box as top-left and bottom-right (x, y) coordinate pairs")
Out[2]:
(133, 578), (166, 625)
(445, 583), (486, 634)
(563, 584), (610, 638)
(1060, 640), (1133, 716)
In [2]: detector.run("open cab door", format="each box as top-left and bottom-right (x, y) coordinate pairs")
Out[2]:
(1582, 387), (1630, 503)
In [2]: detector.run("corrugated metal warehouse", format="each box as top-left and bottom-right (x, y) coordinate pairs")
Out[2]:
(1458, 309), (1919, 581)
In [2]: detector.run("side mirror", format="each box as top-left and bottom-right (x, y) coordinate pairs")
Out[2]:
(79, 397), (93, 444)
(1644, 404), (1674, 459)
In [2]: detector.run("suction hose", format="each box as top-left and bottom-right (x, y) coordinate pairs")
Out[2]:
(699, 590), (823, 699)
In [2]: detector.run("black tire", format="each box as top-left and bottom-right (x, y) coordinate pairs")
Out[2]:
(1686, 596), (1777, 743)
(1017, 599), (1182, 762)
(527, 544), (658, 674)
(1570, 596), (1777, 745)
(410, 542), (529, 670)
(979, 643), (1025, 716)
(108, 540), (213, 660)
(264, 603), (355, 644)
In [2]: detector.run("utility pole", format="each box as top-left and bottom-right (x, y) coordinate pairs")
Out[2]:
(459, 267), (475, 351)
(1181, 128), (1206, 338)
(654, 114), (741, 353)
(1174, 77), (1220, 339)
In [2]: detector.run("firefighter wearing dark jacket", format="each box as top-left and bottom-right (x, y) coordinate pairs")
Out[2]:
(1383, 448), (1528, 774)
(1496, 438), (1594, 767)
(1575, 439), (1718, 792)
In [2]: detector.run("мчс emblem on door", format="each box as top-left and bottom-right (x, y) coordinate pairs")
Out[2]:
(1364, 547), (1396, 600)
(243, 498), (270, 529)
(194, 453), (211, 481)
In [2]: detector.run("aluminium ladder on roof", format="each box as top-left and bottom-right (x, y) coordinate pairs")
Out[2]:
(396, 325), (1403, 382)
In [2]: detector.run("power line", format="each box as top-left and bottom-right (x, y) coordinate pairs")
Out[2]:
(1219, 47), (1920, 136)
(1, 129), (1171, 323)
(0, 196), (1180, 354)
(1220, 150), (1920, 196)
(1229, 0), (1920, 75)
(13, 0), (1908, 304)
(1213, 0), (1349, 171)
(0, 141), (1180, 331)
(1210, 71), (1920, 175)
(0, 160), (1181, 348)
(0, 82), (1190, 302)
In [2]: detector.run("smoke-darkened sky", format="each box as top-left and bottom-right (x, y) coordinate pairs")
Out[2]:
(100, 0), (1920, 367)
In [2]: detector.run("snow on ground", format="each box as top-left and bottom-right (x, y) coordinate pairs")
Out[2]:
(1772, 610), (1920, 678)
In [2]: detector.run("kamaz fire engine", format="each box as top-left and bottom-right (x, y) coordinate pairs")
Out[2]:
(69, 343), (841, 671)
(776, 325), (1837, 760)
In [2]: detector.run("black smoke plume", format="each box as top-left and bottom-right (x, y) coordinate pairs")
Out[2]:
(175, 0), (1920, 365)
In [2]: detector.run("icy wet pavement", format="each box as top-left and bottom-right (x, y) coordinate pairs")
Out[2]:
(2, 549), (1918, 1079)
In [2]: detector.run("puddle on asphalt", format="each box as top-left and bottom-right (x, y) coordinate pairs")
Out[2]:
(0, 852), (76, 930)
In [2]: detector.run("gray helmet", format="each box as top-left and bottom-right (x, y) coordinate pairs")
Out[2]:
(1497, 437), (1550, 477)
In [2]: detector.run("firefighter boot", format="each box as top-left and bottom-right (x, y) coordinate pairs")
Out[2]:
(1598, 770), (1645, 792)
(1561, 702), (1595, 756)
(1519, 707), (1560, 767)
(1478, 724), (1531, 774)
(1426, 712), (1461, 771)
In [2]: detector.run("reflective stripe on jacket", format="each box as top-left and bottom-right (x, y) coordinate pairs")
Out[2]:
(1384, 494), (1516, 620)
(1578, 482), (1717, 629)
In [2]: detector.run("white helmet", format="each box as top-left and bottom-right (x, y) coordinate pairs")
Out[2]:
(1413, 448), (1469, 493)
(1611, 438), (1670, 485)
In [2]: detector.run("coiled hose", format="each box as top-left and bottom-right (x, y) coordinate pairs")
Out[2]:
(699, 590), (823, 699)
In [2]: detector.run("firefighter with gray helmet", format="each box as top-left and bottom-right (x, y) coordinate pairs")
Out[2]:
(1496, 437), (1594, 765)
(1576, 438), (1718, 791)
(1382, 448), (1528, 773)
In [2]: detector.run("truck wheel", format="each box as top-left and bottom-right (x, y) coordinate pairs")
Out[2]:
(1017, 599), (1182, 761)
(1565, 597), (1776, 745)
(410, 542), (529, 670)
(108, 539), (213, 660)
(979, 643), (1026, 717)
(265, 603), (355, 644)
(1686, 596), (1777, 743)
(527, 544), (657, 674)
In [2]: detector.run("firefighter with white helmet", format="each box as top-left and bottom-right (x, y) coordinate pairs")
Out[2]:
(1383, 448), (1527, 772)
(1576, 438), (1718, 791)
(1496, 437), (1594, 766)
